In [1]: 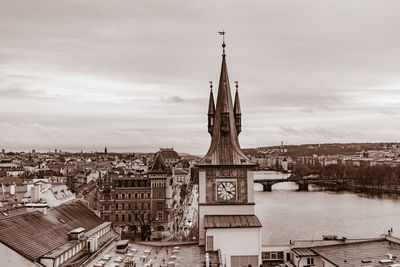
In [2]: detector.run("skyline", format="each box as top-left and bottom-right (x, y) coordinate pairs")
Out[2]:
(1, 0), (400, 154)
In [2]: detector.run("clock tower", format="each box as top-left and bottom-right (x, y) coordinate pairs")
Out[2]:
(197, 35), (262, 267)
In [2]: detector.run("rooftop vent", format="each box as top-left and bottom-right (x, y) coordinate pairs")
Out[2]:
(378, 259), (393, 264)
(68, 227), (85, 240)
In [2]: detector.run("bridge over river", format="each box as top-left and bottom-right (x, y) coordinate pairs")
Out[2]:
(254, 174), (354, 191)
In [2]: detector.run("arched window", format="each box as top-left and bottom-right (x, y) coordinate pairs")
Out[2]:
(122, 193), (125, 199)
(115, 193), (119, 199)
(158, 192), (163, 199)
(134, 193), (138, 199)
(128, 193), (131, 199)
(141, 193), (144, 198)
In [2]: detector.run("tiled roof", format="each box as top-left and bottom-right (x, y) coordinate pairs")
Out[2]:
(0, 200), (103, 261)
(160, 150), (180, 160)
(149, 152), (169, 173)
(204, 215), (262, 229)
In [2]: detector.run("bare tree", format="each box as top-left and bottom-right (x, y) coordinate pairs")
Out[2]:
(131, 206), (156, 241)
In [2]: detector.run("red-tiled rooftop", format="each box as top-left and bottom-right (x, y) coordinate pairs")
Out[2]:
(204, 215), (262, 229)
(0, 200), (103, 261)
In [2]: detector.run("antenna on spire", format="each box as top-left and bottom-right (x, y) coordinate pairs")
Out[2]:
(209, 81), (213, 91)
(218, 30), (226, 55)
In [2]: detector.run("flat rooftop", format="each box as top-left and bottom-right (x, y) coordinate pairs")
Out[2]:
(87, 241), (203, 267)
(312, 239), (400, 267)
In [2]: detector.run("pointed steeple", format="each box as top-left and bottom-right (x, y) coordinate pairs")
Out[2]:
(207, 82), (215, 135)
(149, 151), (168, 174)
(233, 81), (242, 135)
(198, 35), (251, 166)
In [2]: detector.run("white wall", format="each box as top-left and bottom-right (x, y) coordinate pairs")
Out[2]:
(207, 227), (261, 267)
(247, 170), (254, 203)
(199, 170), (206, 203)
(40, 258), (54, 267)
(198, 204), (255, 245)
(0, 242), (38, 267)
(292, 255), (323, 267)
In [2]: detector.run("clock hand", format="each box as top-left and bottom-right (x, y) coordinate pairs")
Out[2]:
(221, 183), (233, 195)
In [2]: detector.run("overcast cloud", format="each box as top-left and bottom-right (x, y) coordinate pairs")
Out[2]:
(1, 0), (400, 154)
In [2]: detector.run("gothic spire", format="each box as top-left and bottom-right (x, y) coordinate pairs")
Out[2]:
(198, 34), (251, 165)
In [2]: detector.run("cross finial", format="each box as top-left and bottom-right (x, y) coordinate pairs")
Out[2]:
(209, 81), (213, 91)
(218, 30), (226, 55)
(235, 81), (239, 90)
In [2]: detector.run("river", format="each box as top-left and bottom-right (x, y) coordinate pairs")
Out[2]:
(254, 181), (400, 245)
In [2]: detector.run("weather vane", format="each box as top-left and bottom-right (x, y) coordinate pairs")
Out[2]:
(218, 30), (226, 54)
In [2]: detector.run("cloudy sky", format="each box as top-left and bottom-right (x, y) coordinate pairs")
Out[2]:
(1, 0), (400, 154)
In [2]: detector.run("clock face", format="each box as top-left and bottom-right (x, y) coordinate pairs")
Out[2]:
(217, 182), (236, 201)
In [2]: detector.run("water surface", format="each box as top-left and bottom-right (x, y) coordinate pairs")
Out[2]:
(254, 182), (400, 245)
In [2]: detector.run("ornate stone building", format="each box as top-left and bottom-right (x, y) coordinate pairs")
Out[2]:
(97, 151), (172, 238)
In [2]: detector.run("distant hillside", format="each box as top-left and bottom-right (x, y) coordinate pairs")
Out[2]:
(243, 142), (400, 158)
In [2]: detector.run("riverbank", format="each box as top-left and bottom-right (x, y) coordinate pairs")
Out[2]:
(312, 181), (400, 196)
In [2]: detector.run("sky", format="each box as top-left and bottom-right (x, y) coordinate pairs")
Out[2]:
(1, 0), (400, 155)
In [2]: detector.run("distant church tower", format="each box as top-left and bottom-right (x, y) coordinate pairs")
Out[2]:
(197, 34), (262, 267)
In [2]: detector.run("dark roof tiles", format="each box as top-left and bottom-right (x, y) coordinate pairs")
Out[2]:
(0, 201), (103, 261)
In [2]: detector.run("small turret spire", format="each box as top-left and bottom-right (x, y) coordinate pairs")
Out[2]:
(234, 81), (242, 135)
(208, 81), (215, 135)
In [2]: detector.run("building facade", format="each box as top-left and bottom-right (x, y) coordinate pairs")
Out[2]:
(97, 152), (173, 238)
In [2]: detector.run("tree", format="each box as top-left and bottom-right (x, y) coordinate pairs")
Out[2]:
(131, 206), (156, 241)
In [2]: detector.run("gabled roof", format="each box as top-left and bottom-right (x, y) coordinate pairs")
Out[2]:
(149, 152), (168, 174)
(0, 200), (103, 261)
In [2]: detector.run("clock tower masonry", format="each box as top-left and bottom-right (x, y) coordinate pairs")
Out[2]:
(197, 36), (262, 267)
